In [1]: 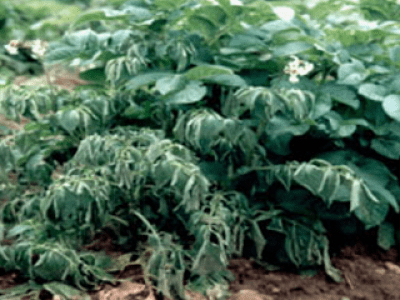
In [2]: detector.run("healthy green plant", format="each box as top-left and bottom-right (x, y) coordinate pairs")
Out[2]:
(2, 0), (400, 299)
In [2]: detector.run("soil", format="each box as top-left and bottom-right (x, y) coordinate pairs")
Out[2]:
(88, 231), (400, 300)
(2, 229), (400, 300)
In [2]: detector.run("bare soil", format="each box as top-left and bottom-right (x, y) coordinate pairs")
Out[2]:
(88, 230), (400, 300)
(2, 229), (400, 300)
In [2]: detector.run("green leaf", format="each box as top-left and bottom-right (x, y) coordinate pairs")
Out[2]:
(371, 185), (399, 213)
(321, 84), (359, 109)
(154, 0), (188, 10)
(110, 29), (132, 48)
(309, 1), (343, 19)
(325, 151), (392, 188)
(72, 10), (129, 27)
(326, 28), (370, 47)
(388, 75), (400, 92)
(353, 193), (389, 229)
(292, 162), (332, 196)
(383, 95), (400, 122)
(164, 81), (207, 104)
(0, 283), (41, 300)
(125, 72), (171, 91)
(371, 137), (400, 159)
(323, 239), (342, 283)
(33, 252), (70, 281)
(358, 84), (387, 101)
(122, 102), (151, 119)
(44, 29), (100, 64)
(43, 282), (90, 300)
(155, 75), (187, 95)
(389, 45), (400, 63)
(337, 60), (368, 85)
(204, 74), (248, 87)
(249, 220), (267, 260)
(73, 6), (152, 28)
(56, 110), (80, 135)
(198, 161), (228, 183)
(228, 34), (269, 49)
(218, 0), (243, 17)
(44, 46), (82, 64)
(184, 65), (233, 81)
(191, 5), (227, 26)
(79, 67), (106, 83)
(273, 41), (313, 57)
(192, 243), (226, 276)
(317, 150), (398, 212)
(261, 19), (296, 33)
(187, 15), (217, 38)
(264, 117), (310, 155)
(378, 222), (396, 250)
(349, 179), (362, 212)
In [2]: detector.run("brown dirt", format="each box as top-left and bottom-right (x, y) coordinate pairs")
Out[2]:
(2, 230), (400, 300)
(228, 246), (400, 300)
(13, 64), (91, 92)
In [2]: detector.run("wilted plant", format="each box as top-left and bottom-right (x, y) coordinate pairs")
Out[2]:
(1, 0), (400, 299)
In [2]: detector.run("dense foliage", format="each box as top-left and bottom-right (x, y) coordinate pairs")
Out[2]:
(2, 0), (400, 299)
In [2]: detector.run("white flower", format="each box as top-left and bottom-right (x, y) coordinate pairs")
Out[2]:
(284, 55), (314, 83)
(206, 0), (219, 5)
(31, 39), (47, 58)
(4, 40), (20, 55)
(32, 47), (46, 57)
(288, 74), (300, 83)
(230, 0), (242, 5)
(273, 6), (295, 21)
(4, 44), (18, 55)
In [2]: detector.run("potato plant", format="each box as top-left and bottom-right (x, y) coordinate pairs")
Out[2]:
(2, 0), (400, 299)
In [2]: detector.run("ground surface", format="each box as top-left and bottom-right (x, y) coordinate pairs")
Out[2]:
(2, 229), (400, 300)
(87, 231), (400, 300)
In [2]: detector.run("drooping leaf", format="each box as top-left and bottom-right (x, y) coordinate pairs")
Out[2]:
(255, 158), (391, 228)
(377, 222), (396, 250)
(44, 282), (91, 300)
(353, 193), (389, 229)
